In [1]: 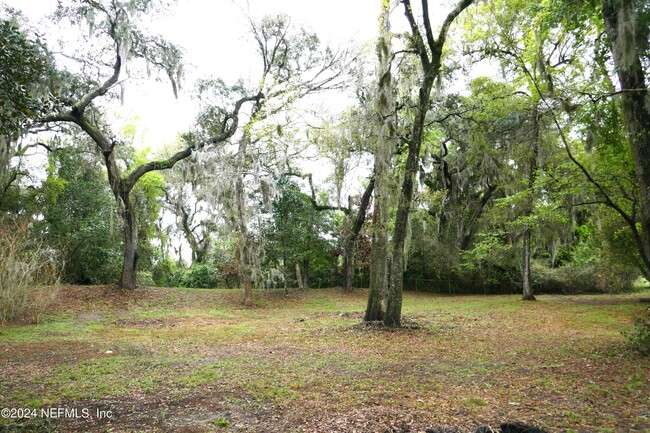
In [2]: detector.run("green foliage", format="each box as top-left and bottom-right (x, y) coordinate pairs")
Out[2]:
(212, 417), (230, 427)
(0, 12), (53, 139)
(136, 271), (155, 286)
(150, 259), (179, 287)
(460, 230), (518, 284)
(42, 147), (123, 284)
(171, 263), (220, 289)
(263, 177), (338, 287)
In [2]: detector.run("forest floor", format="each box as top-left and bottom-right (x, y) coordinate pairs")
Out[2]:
(0, 286), (648, 433)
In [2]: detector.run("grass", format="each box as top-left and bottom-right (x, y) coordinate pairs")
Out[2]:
(0, 285), (648, 432)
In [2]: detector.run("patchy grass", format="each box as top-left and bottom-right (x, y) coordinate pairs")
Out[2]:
(1, 285), (649, 432)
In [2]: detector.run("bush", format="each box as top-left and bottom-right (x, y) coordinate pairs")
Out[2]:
(136, 271), (155, 286)
(25, 285), (61, 325)
(625, 309), (650, 356)
(0, 218), (61, 331)
(170, 263), (221, 289)
(151, 259), (179, 287)
(216, 259), (240, 289)
(532, 262), (637, 294)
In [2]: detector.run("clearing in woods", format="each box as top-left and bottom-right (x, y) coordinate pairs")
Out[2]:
(1, 286), (648, 432)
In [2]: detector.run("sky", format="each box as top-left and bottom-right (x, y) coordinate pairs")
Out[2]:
(5, 0), (381, 149)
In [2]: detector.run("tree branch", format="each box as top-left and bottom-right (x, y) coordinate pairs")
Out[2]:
(204, 92), (264, 148)
(421, 0), (437, 53)
(437, 0), (475, 50)
(349, 176), (375, 236)
(124, 147), (192, 193)
(402, 0), (430, 67)
(284, 171), (351, 214)
(74, 51), (122, 113)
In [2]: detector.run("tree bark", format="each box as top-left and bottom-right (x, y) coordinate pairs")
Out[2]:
(459, 185), (496, 251)
(119, 191), (139, 289)
(522, 106), (539, 301)
(521, 231), (535, 300)
(382, 0), (474, 327)
(601, 0), (650, 278)
(343, 178), (374, 292)
(343, 244), (353, 291)
(303, 259), (309, 289)
(236, 132), (254, 305)
(366, 0), (394, 321)
(295, 262), (304, 290)
(385, 79), (435, 327)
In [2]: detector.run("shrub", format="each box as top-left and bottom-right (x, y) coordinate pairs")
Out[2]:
(136, 271), (155, 286)
(0, 218), (61, 331)
(532, 262), (637, 294)
(151, 259), (179, 287)
(169, 263), (221, 289)
(216, 259), (240, 289)
(184, 263), (220, 288)
(625, 309), (650, 356)
(26, 284), (61, 325)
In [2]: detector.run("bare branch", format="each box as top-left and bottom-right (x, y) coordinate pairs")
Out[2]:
(74, 51), (122, 113)
(421, 0), (437, 53)
(203, 92), (264, 148)
(124, 147), (192, 193)
(284, 172), (350, 214)
(402, 0), (430, 67)
(436, 0), (475, 51)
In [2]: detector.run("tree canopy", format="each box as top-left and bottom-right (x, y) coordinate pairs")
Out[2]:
(1, 0), (648, 325)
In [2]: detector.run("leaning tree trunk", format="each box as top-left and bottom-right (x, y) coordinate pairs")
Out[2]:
(385, 80), (434, 327)
(366, 0), (394, 321)
(383, 0), (474, 328)
(522, 106), (539, 301)
(601, 0), (650, 278)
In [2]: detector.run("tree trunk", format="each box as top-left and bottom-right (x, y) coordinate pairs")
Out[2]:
(295, 263), (304, 290)
(242, 270), (253, 305)
(179, 204), (207, 264)
(385, 83), (434, 327)
(119, 191), (139, 290)
(102, 146), (140, 290)
(522, 106), (539, 301)
(366, 0), (394, 322)
(342, 179), (375, 292)
(366, 193), (389, 322)
(343, 242), (353, 291)
(459, 185), (496, 251)
(522, 231), (535, 300)
(235, 129), (254, 305)
(303, 259), (309, 289)
(383, 0), (474, 327)
(601, 0), (650, 277)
